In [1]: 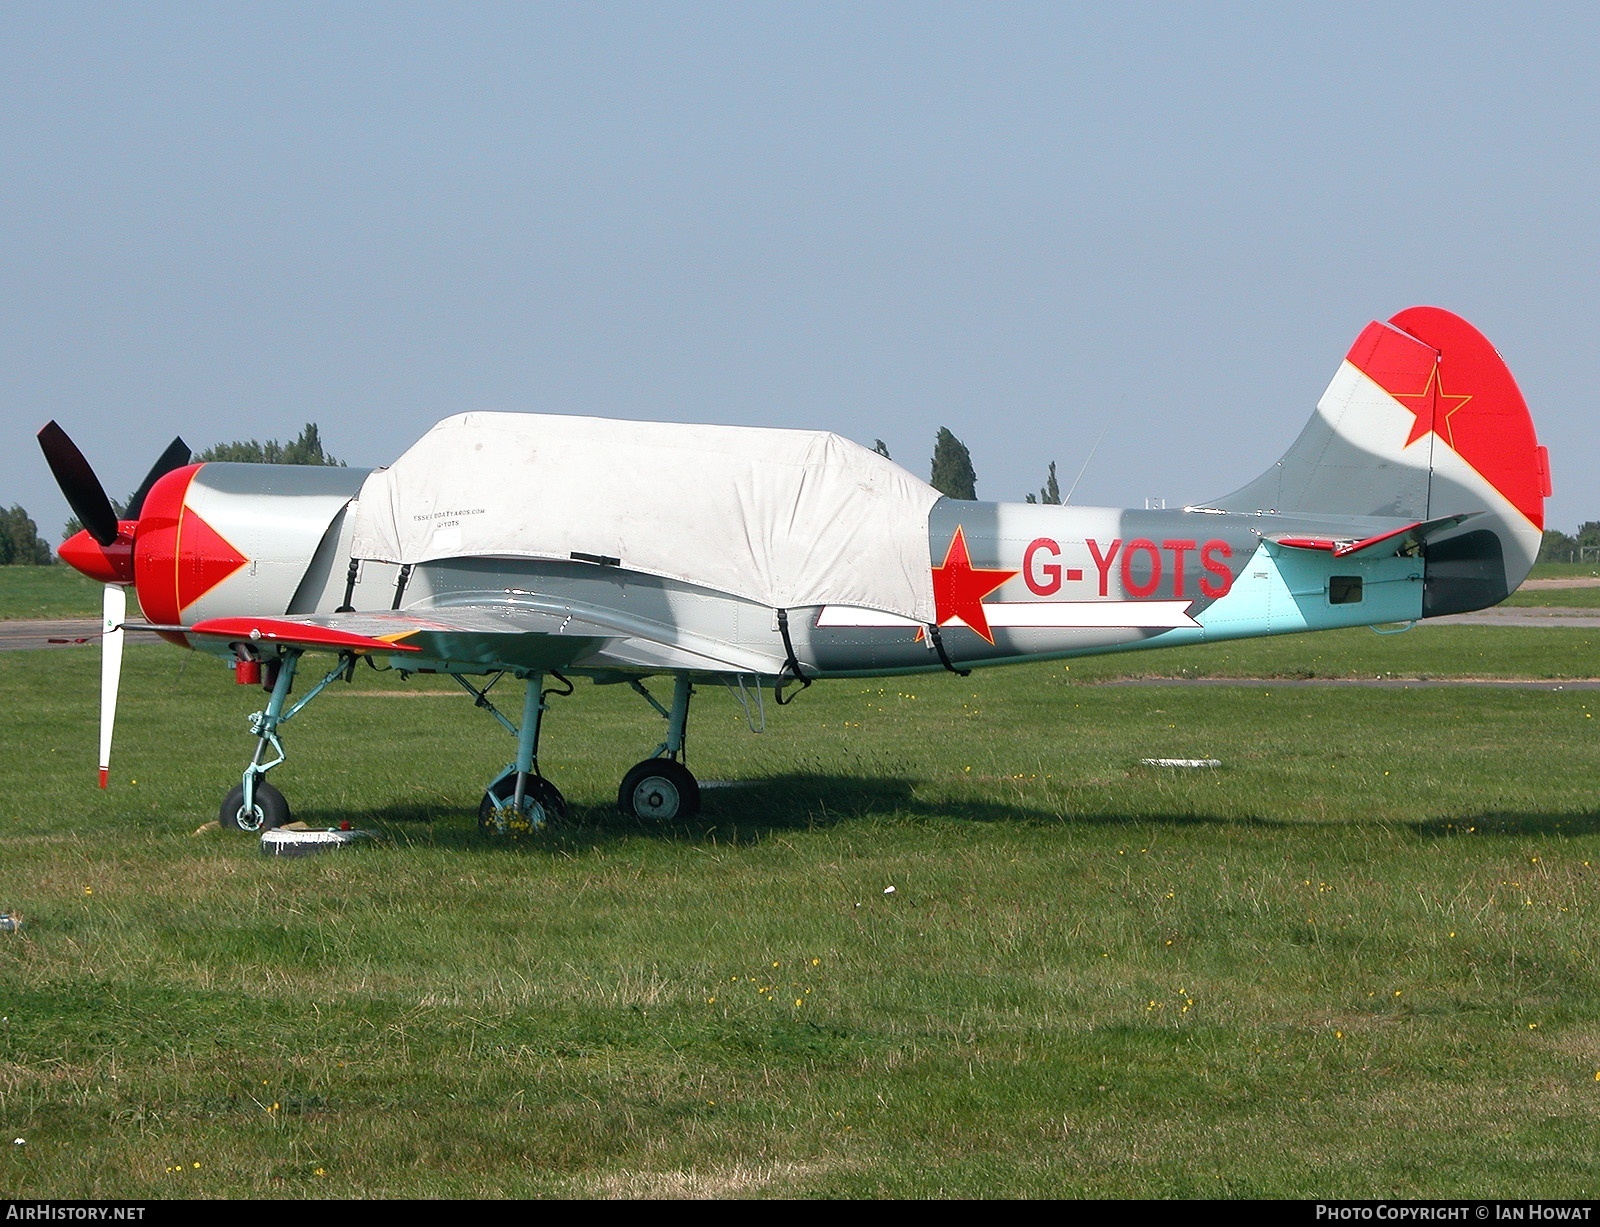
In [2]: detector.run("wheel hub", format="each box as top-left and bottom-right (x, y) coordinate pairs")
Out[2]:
(633, 777), (678, 819)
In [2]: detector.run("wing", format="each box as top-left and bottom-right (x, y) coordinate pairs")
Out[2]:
(152, 597), (791, 678)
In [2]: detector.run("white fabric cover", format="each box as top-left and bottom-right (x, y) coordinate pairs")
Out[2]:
(349, 413), (943, 622)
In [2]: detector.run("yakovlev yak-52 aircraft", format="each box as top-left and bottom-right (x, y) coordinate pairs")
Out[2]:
(41, 306), (1548, 833)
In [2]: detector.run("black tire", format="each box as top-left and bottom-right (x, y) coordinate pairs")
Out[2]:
(220, 780), (291, 832)
(478, 770), (566, 835)
(617, 759), (700, 821)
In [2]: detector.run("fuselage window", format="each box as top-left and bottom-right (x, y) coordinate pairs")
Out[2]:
(1329, 575), (1363, 604)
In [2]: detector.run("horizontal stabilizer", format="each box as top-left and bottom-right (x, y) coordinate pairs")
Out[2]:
(1268, 512), (1479, 560)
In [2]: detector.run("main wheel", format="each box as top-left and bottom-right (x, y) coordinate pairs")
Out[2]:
(617, 759), (700, 821)
(220, 780), (291, 832)
(478, 770), (566, 835)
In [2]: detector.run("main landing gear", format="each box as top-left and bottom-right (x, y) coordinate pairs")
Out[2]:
(455, 671), (570, 835)
(618, 758), (698, 821)
(616, 673), (701, 821)
(463, 670), (704, 827)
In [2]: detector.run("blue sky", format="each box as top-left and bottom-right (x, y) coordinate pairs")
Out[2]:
(4, 3), (1597, 536)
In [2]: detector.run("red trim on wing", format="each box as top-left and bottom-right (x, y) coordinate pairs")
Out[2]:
(187, 618), (421, 654)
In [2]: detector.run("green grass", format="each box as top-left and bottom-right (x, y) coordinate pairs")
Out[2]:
(4, 632), (1600, 1197)
(1527, 563), (1600, 581)
(1503, 587), (1600, 609)
(1065, 624), (1600, 681)
(0, 565), (104, 620)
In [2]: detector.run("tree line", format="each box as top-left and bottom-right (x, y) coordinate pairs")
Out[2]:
(1539, 525), (1600, 564)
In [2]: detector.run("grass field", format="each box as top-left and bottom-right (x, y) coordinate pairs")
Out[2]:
(0, 565), (106, 620)
(3, 626), (1600, 1198)
(1521, 563), (1600, 580)
(1504, 586), (1600, 609)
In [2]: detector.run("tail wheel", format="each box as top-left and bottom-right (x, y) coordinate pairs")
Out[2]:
(478, 770), (566, 835)
(221, 780), (291, 832)
(618, 759), (700, 821)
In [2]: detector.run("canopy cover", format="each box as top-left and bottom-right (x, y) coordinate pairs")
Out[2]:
(350, 413), (943, 622)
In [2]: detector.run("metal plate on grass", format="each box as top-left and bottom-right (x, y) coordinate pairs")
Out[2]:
(260, 828), (376, 857)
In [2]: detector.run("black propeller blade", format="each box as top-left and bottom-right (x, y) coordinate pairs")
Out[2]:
(37, 421), (119, 546)
(126, 436), (191, 520)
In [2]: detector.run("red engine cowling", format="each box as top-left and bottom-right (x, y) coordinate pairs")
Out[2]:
(130, 463), (367, 643)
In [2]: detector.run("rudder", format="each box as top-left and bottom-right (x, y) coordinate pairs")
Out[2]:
(1209, 306), (1548, 615)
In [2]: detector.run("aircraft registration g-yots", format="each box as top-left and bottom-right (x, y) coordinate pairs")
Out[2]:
(42, 306), (1548, 833)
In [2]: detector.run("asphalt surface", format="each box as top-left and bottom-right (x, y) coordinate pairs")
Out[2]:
(1426, 607), (1600, 628)
(0, 618), (102, 651)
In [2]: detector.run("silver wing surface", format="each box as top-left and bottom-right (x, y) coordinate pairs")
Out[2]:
(171, 595), (793, 678)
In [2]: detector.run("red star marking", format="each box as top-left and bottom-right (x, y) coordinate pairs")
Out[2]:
(176, 508), (248, 614)
(931, 525), (1017, 645)
(1392, 364), (1473, 450)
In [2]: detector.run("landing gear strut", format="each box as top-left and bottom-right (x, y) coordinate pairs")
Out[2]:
(618, 672), (701, 821)
(458, 671), (568, 835)
(222, 648), (355, 832)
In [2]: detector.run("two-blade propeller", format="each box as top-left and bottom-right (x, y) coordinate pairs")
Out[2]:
(38, 421), (122, 546)
(37, 422), (190, 788)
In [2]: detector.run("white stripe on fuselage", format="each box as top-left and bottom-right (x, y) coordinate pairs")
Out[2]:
(817, 601), (1198, 630)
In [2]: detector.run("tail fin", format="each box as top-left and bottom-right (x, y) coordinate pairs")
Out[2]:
(1208, 306), (1549, 615)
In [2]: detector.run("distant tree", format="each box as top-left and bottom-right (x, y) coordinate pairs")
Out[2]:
(872, 439), (892, 459)
(1539, 527), (1578, 563)
(195, 422), (343, 466)
(1571, 521), (1600, 564)
(1038, 461), (1060, 505)
(1, 506), (54, 564)
(65, 423), (343, 539)
(63, 496), (127, 542)
(929, 427), (977, 500)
